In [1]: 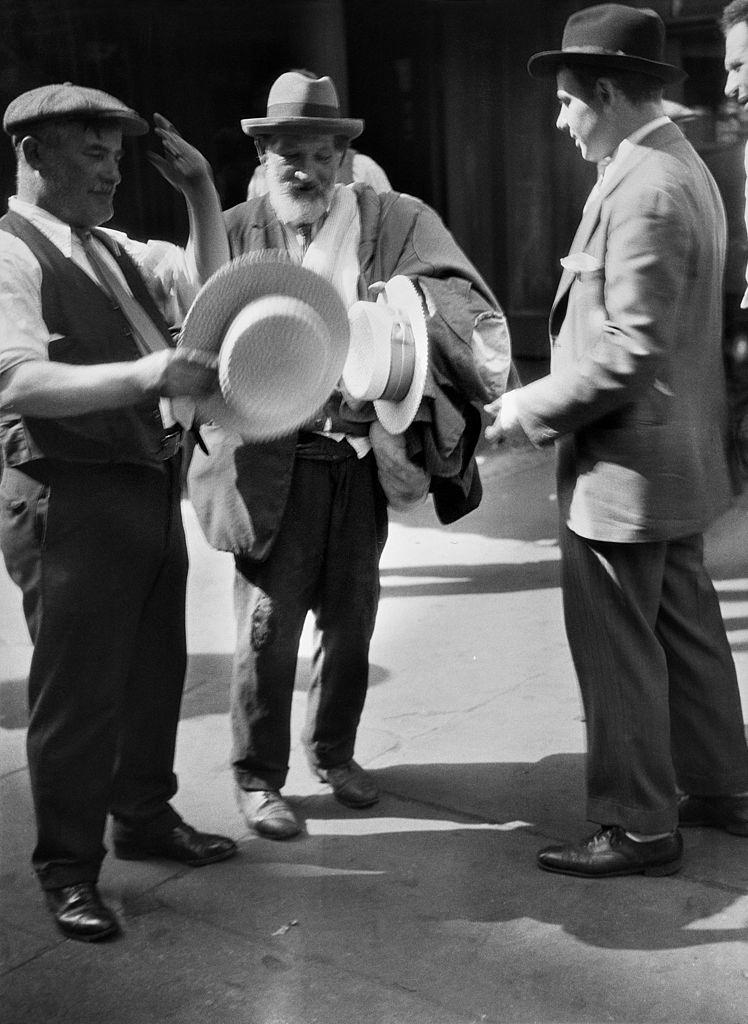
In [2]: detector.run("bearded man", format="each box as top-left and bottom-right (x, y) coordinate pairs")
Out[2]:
(203, 71), (512, 840)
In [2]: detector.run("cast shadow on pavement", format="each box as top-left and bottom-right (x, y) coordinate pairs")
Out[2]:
(177, 653), (391, 721)
(0, 677), (27, 730)
(271, 757), (748, 954)
(379, 559), (560, 597)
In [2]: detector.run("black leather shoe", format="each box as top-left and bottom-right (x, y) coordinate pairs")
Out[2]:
(45, 883), (119, 942)
(678, 793), (748, 836)
(537, 826), (683, 878)
(113, 822), (237, 866)
(314, 760), (379, 808)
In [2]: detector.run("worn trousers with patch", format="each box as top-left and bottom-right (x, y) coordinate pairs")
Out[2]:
(561, 525), (748, 834)
(231, 441), (388, 792)
(0, 459), (187, 890)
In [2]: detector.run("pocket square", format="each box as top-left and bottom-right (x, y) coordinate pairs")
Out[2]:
(560, 252), (604, 274)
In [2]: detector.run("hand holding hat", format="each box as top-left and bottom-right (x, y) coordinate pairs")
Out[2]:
(344, 276), (429, 435)
(178, 250), (350, 441)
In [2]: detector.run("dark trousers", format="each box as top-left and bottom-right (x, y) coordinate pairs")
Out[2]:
(561, 525), (748, 833)
(231, 441), (388, 792)
(0, 458), (187, 889)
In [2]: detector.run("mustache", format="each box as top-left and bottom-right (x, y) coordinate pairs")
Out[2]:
(281, 180), (321, 194)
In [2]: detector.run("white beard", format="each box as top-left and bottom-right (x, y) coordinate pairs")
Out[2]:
(266, 177), (332, 229)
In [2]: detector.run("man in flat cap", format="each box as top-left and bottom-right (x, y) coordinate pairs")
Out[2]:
(485, 4), (748, 877)
(189, 70), (512, 840)
(0, 82), (236, 942)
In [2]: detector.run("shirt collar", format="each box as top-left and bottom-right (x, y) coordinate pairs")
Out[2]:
(606, 116), (672, 175)
(8, 196), (128, 257)
(9, 196), (78, 257)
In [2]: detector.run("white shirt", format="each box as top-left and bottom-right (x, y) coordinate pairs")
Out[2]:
(0, 197), (200, 379)
(737, 139), (741, 307)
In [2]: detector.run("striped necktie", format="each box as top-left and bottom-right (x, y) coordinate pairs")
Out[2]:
(298, 224), (312, 260)
(76, 229), (170, 357)
(76, 229), (178, 429)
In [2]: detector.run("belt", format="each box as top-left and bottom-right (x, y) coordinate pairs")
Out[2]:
(295, 432), (357, 461)
(300, 413), (372, 437)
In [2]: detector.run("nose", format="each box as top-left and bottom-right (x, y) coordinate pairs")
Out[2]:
(556, 107), (567, 131)
(725, 70), (738, 101)
(101, 156), (121, 186)
(293, 153), (319, 182)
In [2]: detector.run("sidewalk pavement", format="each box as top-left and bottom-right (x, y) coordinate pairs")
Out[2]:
(1, 442), (747, 1024)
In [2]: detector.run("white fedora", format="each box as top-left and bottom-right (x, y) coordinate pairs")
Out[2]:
(178, 251), (350, 441)
(343, 276), (428, 435)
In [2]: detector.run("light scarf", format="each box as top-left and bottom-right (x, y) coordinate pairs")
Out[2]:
(300, 184), (361, 310)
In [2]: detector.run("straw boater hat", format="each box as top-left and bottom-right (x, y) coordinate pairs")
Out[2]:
(3, 82), (149, 136)
(527, 4), (684, 84)
(240, 71), (363, 140)
(344, 277), (429, 435)
(178, 251), (350, 441)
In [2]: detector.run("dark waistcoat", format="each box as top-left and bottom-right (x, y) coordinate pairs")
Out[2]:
(0, 211), (175, 468)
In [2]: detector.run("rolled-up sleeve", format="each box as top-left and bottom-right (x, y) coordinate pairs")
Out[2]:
(0, 235), (51, 382)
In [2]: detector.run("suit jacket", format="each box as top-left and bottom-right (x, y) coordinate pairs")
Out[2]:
(514, 121), (732, 543)
(192, 185), (510, 559)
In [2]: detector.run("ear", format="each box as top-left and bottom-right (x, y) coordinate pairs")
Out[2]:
(594, 77), (615, 106)
(20, 135), (44, 171)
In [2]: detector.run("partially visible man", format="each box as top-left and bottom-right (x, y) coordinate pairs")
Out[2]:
(486, 4), (748, 877)
(198, 71), (511, 841)
(723, 0), (748, 309)
(0, 83), (235, 943)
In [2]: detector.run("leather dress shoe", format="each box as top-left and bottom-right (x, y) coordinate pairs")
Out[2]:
(678, 793), (748, 836)
(537, 826), (683, 878)
(236, 788), (301, 839)
(113, 822), (237, 866)
(45, 883), (119, 942)
(315, 760), (379, 808)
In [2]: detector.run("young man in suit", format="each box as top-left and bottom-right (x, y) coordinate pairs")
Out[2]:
(486, 3), (748, 877)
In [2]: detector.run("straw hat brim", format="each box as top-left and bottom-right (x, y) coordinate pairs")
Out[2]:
(241, 116), (363, 140)
(373, 276), (429, 435)
(178, 251), (350, 441)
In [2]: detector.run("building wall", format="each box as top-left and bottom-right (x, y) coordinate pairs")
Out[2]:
(0, 0), (352, 239)
(0, 0), (742, 358)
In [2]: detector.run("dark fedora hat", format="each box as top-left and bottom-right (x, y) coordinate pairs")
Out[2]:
(241, 71), (363, 139)
(527, 4), (684, 83)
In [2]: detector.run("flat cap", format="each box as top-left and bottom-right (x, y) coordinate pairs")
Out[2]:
(3, 82), (149, 137)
